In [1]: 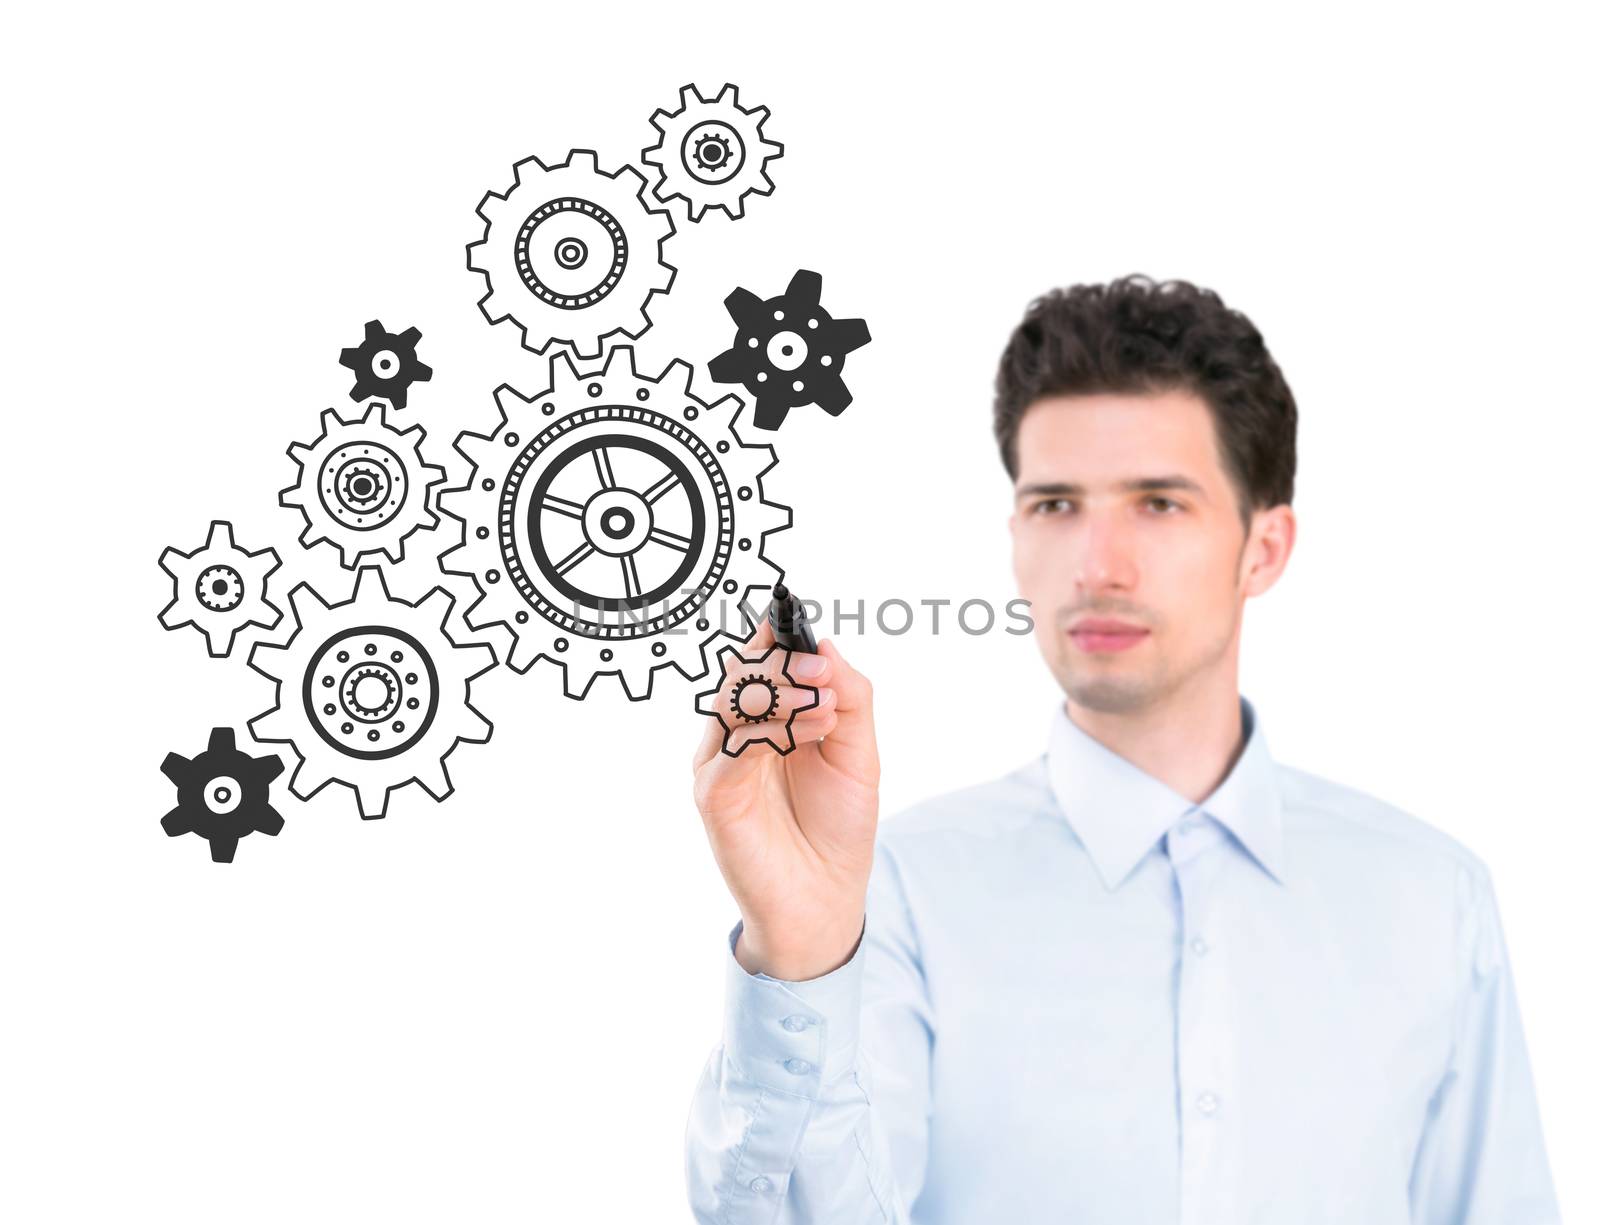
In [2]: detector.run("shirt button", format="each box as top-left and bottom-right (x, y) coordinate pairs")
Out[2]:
(1196, 1090), (1220, 1116)
(1178, 817), (1201, 836)
(781, 1015), (812, 1033)
(749, 1175), (773, 1193)
(784, 1057), (811, 1075)
(1190, 936), (1210, 956)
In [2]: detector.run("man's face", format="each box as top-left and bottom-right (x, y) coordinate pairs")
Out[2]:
(1008, 389), (1292, 716)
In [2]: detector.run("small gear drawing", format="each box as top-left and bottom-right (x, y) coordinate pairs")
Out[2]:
(158, 520), (283, 657)
(248, 567), (495, 819)
(642, 83), (784, 222)
(439, 345), (791, 700)
(729, 673), (779, 723)
(695, 643), (818, 756)
(467, 149), (676, 358)
(708, 269), (871, 430)
(280, 400), (446, 568)
(338, 319), (433, 409)
(160, 727), (285, 863)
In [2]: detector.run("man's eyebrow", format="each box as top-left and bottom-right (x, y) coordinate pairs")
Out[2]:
(1014, 475), (1209, 500)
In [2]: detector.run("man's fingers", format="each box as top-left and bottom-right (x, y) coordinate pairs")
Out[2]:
(812, 638), (878, 784)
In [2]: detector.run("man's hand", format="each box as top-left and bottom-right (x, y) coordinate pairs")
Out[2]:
(692, 619), (880, 982)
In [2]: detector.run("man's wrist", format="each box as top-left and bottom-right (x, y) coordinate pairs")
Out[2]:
(734, 912), (866, 982)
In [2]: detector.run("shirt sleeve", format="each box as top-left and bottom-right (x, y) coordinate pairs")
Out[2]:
(685, 841), (935, 1223)
(1408, 862), (1562, 1223)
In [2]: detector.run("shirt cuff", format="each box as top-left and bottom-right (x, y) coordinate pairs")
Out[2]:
(721, 915), (866, 1099)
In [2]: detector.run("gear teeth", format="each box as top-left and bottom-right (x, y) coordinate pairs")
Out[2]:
(161, 752), (191, 785)
(459, 706), (493, 743)
(659, 359), (693, 398)
(414, 759), (452, 801)
(725, 287), (765, 329)
(355, 779), (390, 820)
(551, 351), (582, 392)
(419, 586), (454, 628)
(620, 668), (655, 702)
(785, 269), (823, 306)
(288, 582), (333, 622)
(602, 345), (639, 379)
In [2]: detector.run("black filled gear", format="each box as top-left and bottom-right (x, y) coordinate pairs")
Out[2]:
(160, 727), (285, 863)
(338, 320), (433, 409)
(708, 269), (871, 431)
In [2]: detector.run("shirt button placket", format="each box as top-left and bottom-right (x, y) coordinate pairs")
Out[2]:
(1169, 823), (1228, 1225)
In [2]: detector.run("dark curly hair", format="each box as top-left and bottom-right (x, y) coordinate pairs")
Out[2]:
(993, 275), (1297, 529)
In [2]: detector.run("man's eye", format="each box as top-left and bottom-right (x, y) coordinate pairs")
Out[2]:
(1146, 496), (1181, 514)
(1033, 498), (1071, 515)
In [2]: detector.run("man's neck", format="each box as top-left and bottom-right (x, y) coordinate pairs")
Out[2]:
(1065, 682), (1246, 807)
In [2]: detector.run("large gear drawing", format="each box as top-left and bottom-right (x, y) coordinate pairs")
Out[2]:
(467, 149), (676, 358)
(161, 727), (285, 863)
(280, 400), (446, 568)
(248, 567), (495, 819)
(338, 319), (432, 409)
(641, 83), (784, 222)
(694, 643), (818, 756)
(708, 269), (872, 430)
(439, 345), (791, 700)
(158, 520), (283, 657)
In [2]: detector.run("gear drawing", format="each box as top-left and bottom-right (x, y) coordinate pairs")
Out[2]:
(708, 269), (871, 430)
(694, 643), (818, 756)
(338, 319), (433, 409)
(467, 149), (676, 358)
(439, 346), (791, 700)
(158, 520), (283, 657)
(160, 727), (285, 862)
(248, 567), (495, 819)
(280, 400), (446, 568)
(642, 83), (784, 222)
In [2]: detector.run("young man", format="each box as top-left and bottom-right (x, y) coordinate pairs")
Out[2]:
(685, 276), (1560, 1223)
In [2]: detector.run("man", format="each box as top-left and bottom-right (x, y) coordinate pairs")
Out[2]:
(685, 276), (1560, 1223)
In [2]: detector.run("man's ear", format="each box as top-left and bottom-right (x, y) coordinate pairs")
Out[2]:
(1242, 505), (1296, 598)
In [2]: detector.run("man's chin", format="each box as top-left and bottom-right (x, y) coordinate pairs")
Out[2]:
(1059, 672), (1160, 716)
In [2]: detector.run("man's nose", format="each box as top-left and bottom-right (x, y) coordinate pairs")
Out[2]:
(1075, 511), (1138, 593)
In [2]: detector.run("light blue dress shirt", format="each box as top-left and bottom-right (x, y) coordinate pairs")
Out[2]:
(686, 696), (1560, 1223)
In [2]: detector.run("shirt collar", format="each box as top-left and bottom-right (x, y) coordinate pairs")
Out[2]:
(1044, 694), (1287, 890)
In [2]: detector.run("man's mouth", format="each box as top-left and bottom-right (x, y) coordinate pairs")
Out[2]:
(1066, 618), (1150, 654)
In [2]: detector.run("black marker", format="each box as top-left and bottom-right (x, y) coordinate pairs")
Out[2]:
(767, 583), (817, 654)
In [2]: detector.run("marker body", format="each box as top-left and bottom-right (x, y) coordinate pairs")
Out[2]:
(767, 584), (818, 654)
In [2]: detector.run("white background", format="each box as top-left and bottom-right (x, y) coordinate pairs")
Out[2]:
(3, 2), (1596, 1220)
